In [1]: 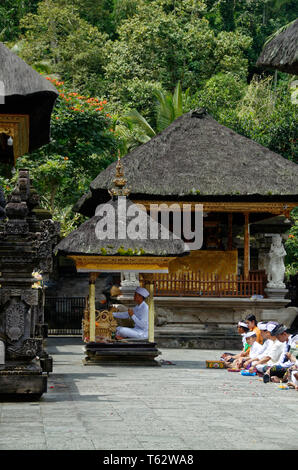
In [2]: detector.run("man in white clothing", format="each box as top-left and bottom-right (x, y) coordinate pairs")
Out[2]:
(245, 322), (283, 375)
(285, 346), (298, 390)
(242, 322), (272, 370)
(112, 287), (149, 340)
(264, 324), (298, 383)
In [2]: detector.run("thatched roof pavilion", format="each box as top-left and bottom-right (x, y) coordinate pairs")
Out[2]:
(55, 197), (189, 262)
(74, 109), (298, 218)
(55, 159), (189, 344)
(256, 19), (298, 74)
(0, 42), (58, 162)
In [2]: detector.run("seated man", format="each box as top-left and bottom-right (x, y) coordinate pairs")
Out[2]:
(112, 286), (149, 340)
(285, 349), (298, 390)
(242, 321), (271, 370)
(243, 322), (283, 375)
(234, 331), (264, 369)
(264, 324), (298, 383)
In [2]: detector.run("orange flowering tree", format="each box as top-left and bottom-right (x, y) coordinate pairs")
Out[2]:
(14, 77), (119, 235)
(44, 77), (117, 175)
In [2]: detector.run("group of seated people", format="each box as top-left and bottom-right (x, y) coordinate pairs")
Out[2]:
(220, 314), (298, 389)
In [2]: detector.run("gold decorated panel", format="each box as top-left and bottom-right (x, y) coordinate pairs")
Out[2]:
(0, 114), (29, 163)
(134, 200), (297, 215)
(68, 255), (175, 273)
(168, 250), (238, 277)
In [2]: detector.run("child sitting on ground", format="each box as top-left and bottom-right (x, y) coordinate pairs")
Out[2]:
(221, 321), (250, 368)
(233, 331), (264, 369)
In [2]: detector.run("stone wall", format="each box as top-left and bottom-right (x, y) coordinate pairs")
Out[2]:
(118, 295), (297, 349)
(45, 272), (121, 300)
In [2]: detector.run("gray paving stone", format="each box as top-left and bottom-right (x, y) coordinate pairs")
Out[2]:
(0, 337), (297, 450)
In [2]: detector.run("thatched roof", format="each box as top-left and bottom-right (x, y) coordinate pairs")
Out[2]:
(55, 197), (189, 257)
(256, 19), (298, 74)
(74, 109), (298, 217)
(0, 42), (58, 156)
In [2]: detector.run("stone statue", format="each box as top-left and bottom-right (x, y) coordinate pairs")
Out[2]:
(120, 271), (140, 296)
(121, 271), (140, 287)
(266, 234), (287, 289)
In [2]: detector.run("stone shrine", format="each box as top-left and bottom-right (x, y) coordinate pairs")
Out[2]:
(0, 170), (60, 396)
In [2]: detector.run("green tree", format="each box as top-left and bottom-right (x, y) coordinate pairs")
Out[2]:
(0, 0), (38, 42)
(218, 0), (235, 31)
(196, 72), (247, 119)
(113, 81), (191, 153)
(221, 75), (298, 163)
(285, 208), (298, 277)
(55, 0), (115, 36)
(103, 1), (251, 116)
(213, 30), (252, 79)
(112, 0), (139, 28)
(19, 0), (108, 93)
(13, 77), (119, 233)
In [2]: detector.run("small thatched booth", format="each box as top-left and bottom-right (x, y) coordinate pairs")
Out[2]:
(73, 110), (298, 347)
(0, 42), (58, 165)
(256, 19), (298, 75)
(55, 157), (189, 363)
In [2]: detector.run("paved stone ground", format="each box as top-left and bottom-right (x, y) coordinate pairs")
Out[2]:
(0, 337), (297, 451)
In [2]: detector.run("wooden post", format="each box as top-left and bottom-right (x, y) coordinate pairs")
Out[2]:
(244, 212), (250, 279)
(89, 273), (99, 342)
(228, 213), (233, 250)
(148, 282), (155, 343)
(142, 274), (155, 343)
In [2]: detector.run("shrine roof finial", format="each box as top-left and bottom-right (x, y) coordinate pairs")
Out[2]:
(108, 151), (130, 198)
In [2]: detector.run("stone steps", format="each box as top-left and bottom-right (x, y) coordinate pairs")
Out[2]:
(154, 324), (243, 349)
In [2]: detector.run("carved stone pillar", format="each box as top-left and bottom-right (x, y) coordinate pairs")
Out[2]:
(0, 169), (60, 396)
(0, 339), (4, 365)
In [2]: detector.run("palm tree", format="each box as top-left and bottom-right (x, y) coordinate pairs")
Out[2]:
(114, 81), (190, 154)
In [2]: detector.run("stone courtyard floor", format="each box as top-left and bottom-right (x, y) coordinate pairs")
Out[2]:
(0, 337), (297, 452)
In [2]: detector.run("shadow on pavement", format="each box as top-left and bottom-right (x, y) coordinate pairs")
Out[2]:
(45, 336), (84, 354)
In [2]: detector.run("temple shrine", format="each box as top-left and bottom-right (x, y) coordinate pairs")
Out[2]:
(73, 109), (298, 348)
(55, 155), (189, 364)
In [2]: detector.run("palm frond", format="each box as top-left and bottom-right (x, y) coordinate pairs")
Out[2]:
(124, 109), (156, 138)
(173, 81), (183, 117)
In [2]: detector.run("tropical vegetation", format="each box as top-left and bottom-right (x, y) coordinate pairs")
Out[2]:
(0, 0), (297, 269)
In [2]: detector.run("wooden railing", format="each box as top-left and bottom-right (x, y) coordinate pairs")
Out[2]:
(140, 270), (267, 298)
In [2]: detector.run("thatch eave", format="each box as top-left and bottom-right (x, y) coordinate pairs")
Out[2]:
(74, 110), (298, 217)
(0, 42), (58, 154)
(0, 42), (58, 97)
(256, 19), (298, 74)
(56, 198), (189, 258)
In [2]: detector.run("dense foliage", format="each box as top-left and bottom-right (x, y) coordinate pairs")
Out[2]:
(0, 77), (118, 235)
(0, 0), (297, 267)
